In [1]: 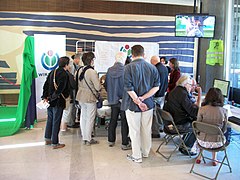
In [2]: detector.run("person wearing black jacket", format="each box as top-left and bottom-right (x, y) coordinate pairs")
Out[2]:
(150, 56), (168, 138)
(163, 74), (202, 155)
(42, 56), (70, 149)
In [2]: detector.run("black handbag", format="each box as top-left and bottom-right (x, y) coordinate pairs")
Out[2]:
(96, 96), (103, 109)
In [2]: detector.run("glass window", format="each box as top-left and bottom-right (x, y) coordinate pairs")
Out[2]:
(230, 0), (240, 88)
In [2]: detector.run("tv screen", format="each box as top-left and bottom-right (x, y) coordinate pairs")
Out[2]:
(213, 79), (230, 98)
(175, 14), (216, 38)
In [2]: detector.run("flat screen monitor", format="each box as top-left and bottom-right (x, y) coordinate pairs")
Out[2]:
(213, 79), (230, 98)
(229, 87), (240, 105)
(175, 14), (216, 38)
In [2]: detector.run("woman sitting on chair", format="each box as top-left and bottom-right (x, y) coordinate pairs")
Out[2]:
(196, 88), (228, 166)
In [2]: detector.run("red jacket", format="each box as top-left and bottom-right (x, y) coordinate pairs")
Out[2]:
(167, 69), (181, 92)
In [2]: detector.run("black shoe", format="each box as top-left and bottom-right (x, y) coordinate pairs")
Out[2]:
(152, 134), (161, 138)
(67, 124), (80, 128)
(179, 147), (197, 156)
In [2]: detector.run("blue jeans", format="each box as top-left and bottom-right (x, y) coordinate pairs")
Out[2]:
(45, 106), (64, 145)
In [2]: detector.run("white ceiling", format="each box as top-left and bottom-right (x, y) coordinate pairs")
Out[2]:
(104, 0), (195, 6)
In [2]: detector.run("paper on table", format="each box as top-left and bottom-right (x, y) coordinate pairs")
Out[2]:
(223, 104), (233, 117)
(36, 100), (50, 109)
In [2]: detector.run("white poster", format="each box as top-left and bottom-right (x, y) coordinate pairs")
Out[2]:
(34, 34), (66, 120)
(94, 41), (159, 72)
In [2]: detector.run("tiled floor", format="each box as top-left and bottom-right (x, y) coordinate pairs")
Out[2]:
(0, 121), (239, 180)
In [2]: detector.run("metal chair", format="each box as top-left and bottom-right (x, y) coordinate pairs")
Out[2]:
(190, 121), (232, 180)
(156, 109), (192, 161)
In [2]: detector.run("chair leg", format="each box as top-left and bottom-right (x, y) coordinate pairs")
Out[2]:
(190, 147), (203, 173)
(156, 135), (168, 153)
(190, 157), (197, 173)
(163, 135), (168, 144)
(166, 135), (174, 145)
(167, 146), (179, 161)
(212, 153), (232, 180)
(198, 149), (206, 164)
(178, 134), (191, 158)
(214, 156), (226, 180)
(224, 149), (232, 173)
(156, 135), (178, 161)
(191, 150), (232, 180)
(157, 145), (178, 161)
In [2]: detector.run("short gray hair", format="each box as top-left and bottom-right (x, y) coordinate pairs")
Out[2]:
(115, 52), (127, 64)
(75, 53), (81, 59)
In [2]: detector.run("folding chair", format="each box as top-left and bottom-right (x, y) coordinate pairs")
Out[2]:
(156, 109), (192, 161)
(190, 121), (232, 180)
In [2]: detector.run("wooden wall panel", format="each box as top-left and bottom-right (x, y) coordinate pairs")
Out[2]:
(0, 94), (18, 105)
(0, 0), (194, 16)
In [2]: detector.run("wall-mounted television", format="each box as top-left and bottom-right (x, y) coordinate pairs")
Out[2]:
(175, 14), (216, 38)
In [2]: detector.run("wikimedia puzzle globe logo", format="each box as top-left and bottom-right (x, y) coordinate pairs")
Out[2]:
(120, 44), (131, 57)
(41, 50), (59, 70)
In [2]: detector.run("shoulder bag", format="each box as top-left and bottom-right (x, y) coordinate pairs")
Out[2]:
(83, 76), (102, 109)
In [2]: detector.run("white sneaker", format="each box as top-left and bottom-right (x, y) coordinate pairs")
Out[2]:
(127, 154), (142, 163)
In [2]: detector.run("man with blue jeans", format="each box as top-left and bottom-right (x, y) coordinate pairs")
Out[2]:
(42, 56), (70, 149)
(123, 45), (160, 163)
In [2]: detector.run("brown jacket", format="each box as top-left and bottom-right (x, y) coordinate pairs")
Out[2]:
(197, 105), (228, 142)
(76, 67), (101, 103)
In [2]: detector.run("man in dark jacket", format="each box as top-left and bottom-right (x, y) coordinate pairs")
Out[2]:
(105, 52), (131, 150)
(42, 56), (70, 149)
(150, 56), (168, 138)
(163, 74), (202, 155)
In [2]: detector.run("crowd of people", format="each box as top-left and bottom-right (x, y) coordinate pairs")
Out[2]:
(41, 45), (228, 165)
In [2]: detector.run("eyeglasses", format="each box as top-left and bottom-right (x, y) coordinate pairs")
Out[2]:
(187, 82), (197, 87)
